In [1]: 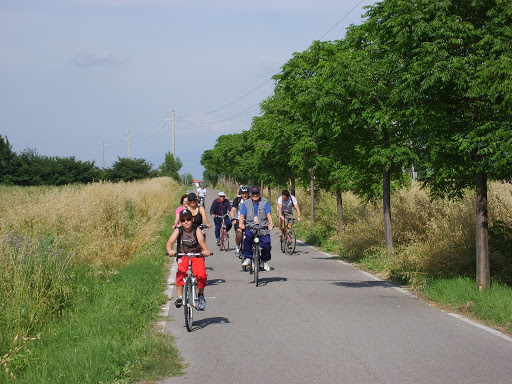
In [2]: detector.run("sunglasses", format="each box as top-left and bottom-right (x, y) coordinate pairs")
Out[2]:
(180, 218), (192, 223)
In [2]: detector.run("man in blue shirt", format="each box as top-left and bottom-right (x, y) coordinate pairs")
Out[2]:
(239, 186), (274, 271)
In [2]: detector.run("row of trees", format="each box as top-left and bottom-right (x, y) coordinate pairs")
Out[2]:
(0, 135), (188, 185)
(201, 0), (512, 290)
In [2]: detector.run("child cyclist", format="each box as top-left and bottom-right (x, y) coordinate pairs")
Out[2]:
(166, 209), (211, 310)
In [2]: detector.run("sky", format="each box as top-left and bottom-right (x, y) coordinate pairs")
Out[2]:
(0, 0), (375, 180)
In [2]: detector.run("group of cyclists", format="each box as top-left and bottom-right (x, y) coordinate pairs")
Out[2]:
(166, 184), (301, 311)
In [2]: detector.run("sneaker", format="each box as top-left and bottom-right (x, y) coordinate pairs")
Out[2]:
(198, 294), (206, 310)
(235, 246), (240, 257)
(263, 262), (270, 272)
(242, 258), (251, 266)
(174, 296), (183, 308)
(216, 239), (221, 246)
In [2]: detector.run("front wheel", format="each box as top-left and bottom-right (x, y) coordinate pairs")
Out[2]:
(253, 246), (260, 287)
(285, 228), (296, 255)
(183, 278), (194, 332)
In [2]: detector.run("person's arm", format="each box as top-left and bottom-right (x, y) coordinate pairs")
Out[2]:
(200, 206), (211, 227)
(166, 228), (180, 256)
(196, 227), (211, 256)
(210, 200), (216, 218)
(265, 202), (274, 230)
(292, 196), (301, 220)
(239, 214), (246, 230)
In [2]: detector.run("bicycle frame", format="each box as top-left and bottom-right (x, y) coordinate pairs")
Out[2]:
(178, 252), (203, 332)
(217, 213), (230, 251)
(247, 225), (268, 287)
(281, 218), (298, 255)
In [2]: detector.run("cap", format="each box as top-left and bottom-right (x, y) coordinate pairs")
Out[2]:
(250, 186), (260, 194)
(218, 191), (226, 196)
(187, 192), (197, 201)
(179, 209), (193, 220)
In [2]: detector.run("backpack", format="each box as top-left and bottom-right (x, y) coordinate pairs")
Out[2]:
(177, 224), (199, 253)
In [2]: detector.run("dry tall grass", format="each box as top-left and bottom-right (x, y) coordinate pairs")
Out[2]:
(0, 177), (180, 267)
(292, 181), (512, 287)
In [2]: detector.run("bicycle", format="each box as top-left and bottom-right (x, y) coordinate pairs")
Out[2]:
(280, 217), (298, 255)
(198, 196), (205, 207)
(217, 213), (230, 252)
(177, 252), (213, 332)
(247, 224), (268, 287)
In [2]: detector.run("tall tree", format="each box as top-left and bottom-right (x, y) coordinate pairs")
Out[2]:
(159, 152), (183, 182)
(364, 0), (512, 289)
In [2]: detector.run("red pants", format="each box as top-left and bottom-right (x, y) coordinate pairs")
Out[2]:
(176, 256), (208, 289)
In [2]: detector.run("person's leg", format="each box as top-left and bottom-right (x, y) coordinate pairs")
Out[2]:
(242, 229), (254, 259)
(214, 217), (221, 241)
(260, 234), (272, 262)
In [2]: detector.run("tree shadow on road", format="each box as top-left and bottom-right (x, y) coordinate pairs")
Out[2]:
(206, 278), (226, 286)
(333, 280), (396, 288)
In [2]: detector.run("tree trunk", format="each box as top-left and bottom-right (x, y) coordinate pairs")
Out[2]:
(308, 167), (315, 226)
(291, 177), (296, 196)
(383, 167), (393, 257)
(267, 185), (271, 206)
(476, 170), (490, 291)
(260, 179), (264, 198)
(335, 187), (344, 236)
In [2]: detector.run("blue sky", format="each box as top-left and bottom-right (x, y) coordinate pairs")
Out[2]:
(0, 0), (374, 179)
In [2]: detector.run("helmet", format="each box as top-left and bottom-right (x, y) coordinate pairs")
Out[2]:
(240, 184), (249, 193)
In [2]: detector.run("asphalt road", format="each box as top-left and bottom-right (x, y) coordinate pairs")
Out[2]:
(158, 189), (512, 384)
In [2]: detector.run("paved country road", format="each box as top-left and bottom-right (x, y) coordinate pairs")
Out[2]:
(158, 189), (512, 384)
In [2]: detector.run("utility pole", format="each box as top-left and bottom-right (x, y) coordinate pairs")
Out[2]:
(172, 109), (176, 159)
(124, 130), (132, 159)
(100, 142), (106, 168)
(165, 109), (176, 159)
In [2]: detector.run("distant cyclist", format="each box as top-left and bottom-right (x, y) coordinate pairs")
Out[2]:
(197, 185), (207, 206)
(239, 186), (274, 271)
(209, 191), (232, 246)
(277, 190), (301, 238)
(230, 185), (250, 257)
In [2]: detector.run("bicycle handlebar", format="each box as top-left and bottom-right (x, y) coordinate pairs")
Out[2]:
(165, 252), (213, 257)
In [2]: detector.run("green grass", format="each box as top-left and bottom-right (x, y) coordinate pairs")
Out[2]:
(1, 215), (184, 384)
(424, 277), (512, 335)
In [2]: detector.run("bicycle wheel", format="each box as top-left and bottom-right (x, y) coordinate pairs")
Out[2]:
(183, 278), (194, 332)
(220, 227), (226, 251)
(253, 246), (260, 286)
(225, 231), (230, 251)
(285, 228), (296, 255)
(280, 233), (286, 253)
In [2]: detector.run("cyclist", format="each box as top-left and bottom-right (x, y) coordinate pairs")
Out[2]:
(197, 184), (207, 206)
(239, 186), (274, 271)
(186, 192), (211, 235)
(277, 189), (301, 238)
(209, 191), (232, 246)
(174, 194), (189, 227)
(230, 184), (250, 257)
(166, 209), (211, 310)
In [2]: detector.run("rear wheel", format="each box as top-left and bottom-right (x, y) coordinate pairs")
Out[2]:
(184, 278), (194, 332)
(285, 229), (296, 255)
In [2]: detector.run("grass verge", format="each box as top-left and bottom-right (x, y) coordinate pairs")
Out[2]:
(1, 213), (184, 384)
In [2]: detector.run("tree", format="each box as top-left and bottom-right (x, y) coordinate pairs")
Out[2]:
(159, 152), (183, 182)
(108, 157), (156, 182)
(0, 135), (16, 184)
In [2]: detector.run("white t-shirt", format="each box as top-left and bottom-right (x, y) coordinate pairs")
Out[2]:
(198, 188), (206, 197)
(277, 195), (298, 214)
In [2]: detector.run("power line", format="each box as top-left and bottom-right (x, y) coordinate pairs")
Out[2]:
(318, 0), (368, 40)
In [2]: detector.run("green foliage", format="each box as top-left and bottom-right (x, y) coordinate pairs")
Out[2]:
(159, 152), (183, 182)
(0, 135), (17, 184)
(108, 157), (157, 182)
